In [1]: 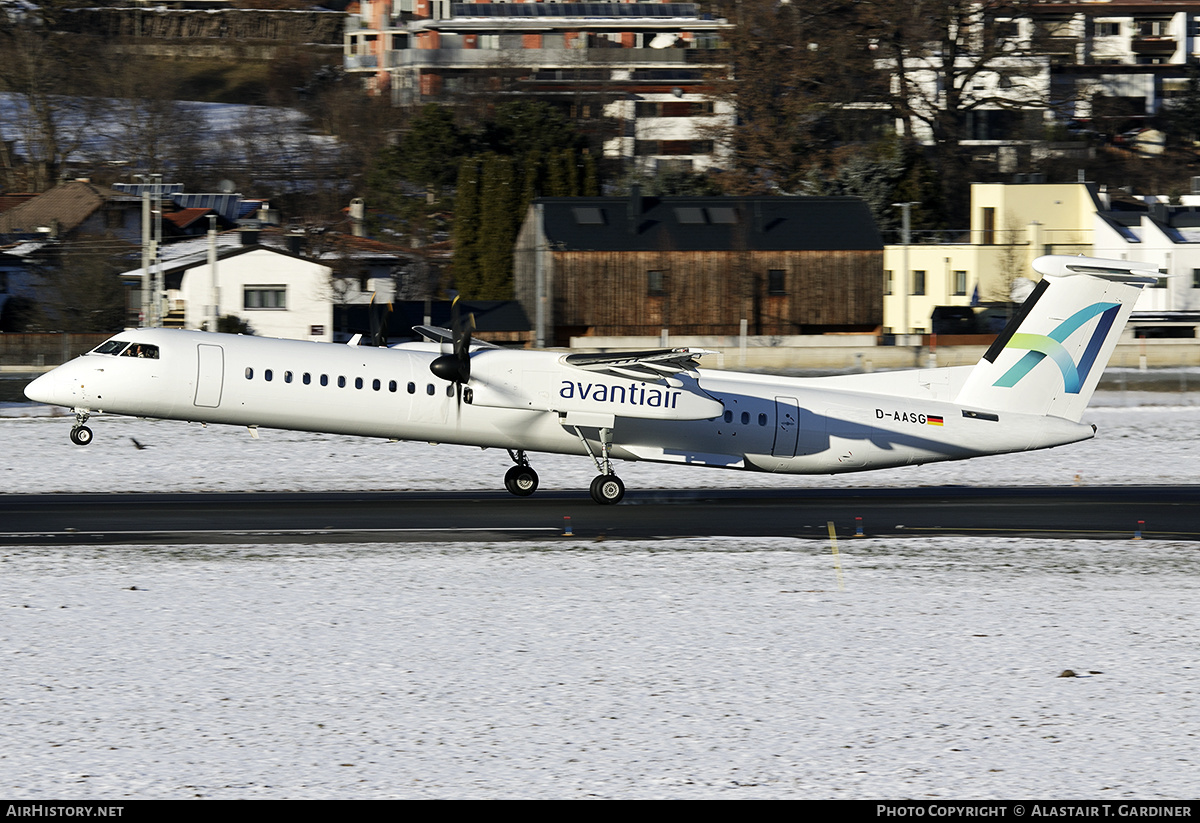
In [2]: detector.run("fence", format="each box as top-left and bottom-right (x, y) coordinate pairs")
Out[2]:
(0, 334), (111, 368)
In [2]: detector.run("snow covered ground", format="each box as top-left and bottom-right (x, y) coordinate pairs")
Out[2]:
(2, 537), (1198, 799)
(2, 390), (1200, 493)
(1, 396), (1198, 799)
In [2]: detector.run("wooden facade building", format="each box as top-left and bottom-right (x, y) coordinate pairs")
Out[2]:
(514, 193), (884, 345)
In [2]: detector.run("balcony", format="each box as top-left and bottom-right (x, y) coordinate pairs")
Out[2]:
(384, 46), (724, 70)
(1132, 36), (1178, 55)
(344, 54), (379, 70)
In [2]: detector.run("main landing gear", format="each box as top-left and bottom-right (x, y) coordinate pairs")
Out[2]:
(70, 409), (93, 446)
(500, 434), (626, 506)
(575, 424), (625, 505)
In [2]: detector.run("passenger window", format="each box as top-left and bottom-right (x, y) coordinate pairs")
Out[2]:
(407, 382), (416, 394)
(759, 413), (767, 426)
(284, 371), (293, 383)
(373, 379), (381, 391)
(303, 373), (311, 385)
(320, 374), (328, 386)
(723, 410), (732, 423)
(446, 385), (454, 397)
(354, 377), (363, 390)
(741, 412), (749, 425)
(337, 376), (346, 388)
(265, 369), (273, 382)
(426, 384), (435, 396)
(389, 380), (397, 392)
(245, 367), (254, 380)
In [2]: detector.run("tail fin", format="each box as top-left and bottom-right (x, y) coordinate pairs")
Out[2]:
(955, 255), (1157, 421)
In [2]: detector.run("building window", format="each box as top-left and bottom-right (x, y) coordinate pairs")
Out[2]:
(244, 286), (286, 310)
(635, 101), (715, 118)
(953, 271), (968, 296)
(647, 270), (666, 296)
(1093, 21), (1120, 37)
(981, 208), (995, 245)
(767, 269), (786, 296)
(911, 271), (926, 296)
(1138, 19), (1169, 37)
(1192, 269), (1200, 288)
(1153, 277), (1169, 289)
(884, 270), (893, 295)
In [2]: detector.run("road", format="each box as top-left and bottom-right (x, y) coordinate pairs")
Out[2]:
(0, 486), (1195, 544)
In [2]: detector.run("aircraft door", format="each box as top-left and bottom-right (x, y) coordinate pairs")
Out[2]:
(771, 396), (799, 458)
(194, 344), (224, 408)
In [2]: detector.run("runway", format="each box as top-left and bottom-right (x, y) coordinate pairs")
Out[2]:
(1, 486), (1196, 544)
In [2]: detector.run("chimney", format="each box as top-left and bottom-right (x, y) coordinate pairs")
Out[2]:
(239, 227), (260, 247)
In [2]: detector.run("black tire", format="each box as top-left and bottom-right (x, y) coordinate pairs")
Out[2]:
(504, 465), (539, 497)
(70, 426), (93, 446)
(589, 474), (625, 505)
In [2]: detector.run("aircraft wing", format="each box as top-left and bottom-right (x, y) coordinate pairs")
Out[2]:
(561, 348), (715, 382)
(413, 325), (501, 349)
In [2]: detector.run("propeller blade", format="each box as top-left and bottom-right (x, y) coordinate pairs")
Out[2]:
(369, 294), (392, 347)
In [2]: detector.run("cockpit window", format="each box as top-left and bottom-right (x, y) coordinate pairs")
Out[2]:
(92, 340), (129, 356)
(119, 343), (160, 359)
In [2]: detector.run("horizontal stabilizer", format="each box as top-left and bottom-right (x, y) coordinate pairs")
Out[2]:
(1033, 255), (1163, 283)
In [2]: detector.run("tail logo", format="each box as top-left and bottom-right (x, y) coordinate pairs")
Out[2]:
(992, 302), (1120, 394)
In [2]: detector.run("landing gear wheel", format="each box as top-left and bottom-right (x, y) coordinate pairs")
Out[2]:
(504, 465), (539, 497)
(70, 426), (93, 446)
(589, 474), (625, 505)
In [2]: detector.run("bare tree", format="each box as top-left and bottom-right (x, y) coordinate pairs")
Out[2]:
(0, 0), (106, 191)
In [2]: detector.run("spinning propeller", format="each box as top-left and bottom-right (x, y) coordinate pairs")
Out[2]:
(369, 294), (392, 347)
(430, 295), (475, 403)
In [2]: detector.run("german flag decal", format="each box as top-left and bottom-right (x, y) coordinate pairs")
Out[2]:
(927, 415), (944, 426)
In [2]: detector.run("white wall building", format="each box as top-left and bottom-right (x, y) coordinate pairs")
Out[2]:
(120, 240), (400, 342)
(1093, 192), (1200, 312)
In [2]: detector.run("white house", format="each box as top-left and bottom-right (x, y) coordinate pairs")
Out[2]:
(1093, 192), (1200, 312)
(120, 236), (402, 342)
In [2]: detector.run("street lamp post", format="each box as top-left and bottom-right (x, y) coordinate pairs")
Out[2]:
(893, 201), (918, 345)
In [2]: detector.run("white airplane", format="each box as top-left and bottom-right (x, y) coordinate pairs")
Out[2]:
(24, 255), (1156, 504)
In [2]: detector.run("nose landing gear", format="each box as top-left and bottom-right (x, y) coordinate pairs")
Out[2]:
(504, 450), (539, 497)
(70, 409), (93, 446)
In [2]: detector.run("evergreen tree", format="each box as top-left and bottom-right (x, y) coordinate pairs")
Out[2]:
(452, 156), (483, 297)
(477, 154), (517, 300)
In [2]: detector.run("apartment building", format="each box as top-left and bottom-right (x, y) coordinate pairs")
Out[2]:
(887, 1), (1200, 151)
(344, 1), (734, 172)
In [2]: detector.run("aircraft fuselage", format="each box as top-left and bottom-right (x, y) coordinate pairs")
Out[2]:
(27, 327), (1094, 477)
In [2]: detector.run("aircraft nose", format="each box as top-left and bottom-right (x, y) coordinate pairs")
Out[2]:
(24, 369), (64, 405)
